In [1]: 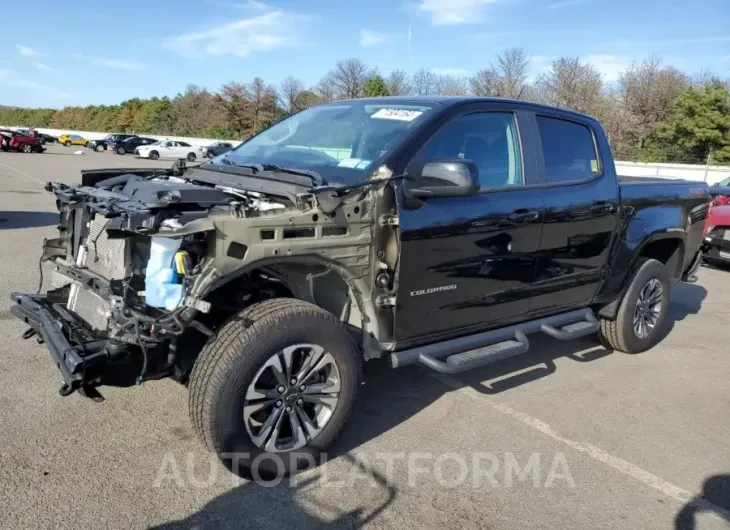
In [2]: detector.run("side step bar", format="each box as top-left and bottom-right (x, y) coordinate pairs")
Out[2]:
(390, 309), (599, 374)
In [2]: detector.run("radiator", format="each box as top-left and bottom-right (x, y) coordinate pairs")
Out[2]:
(85, 216), (130, 280)
(67, 216), (128, 331)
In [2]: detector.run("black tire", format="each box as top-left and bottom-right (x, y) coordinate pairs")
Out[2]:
(188, 298), (361, 479)
(95, 144), (104, 152)
(186, 152), (196, 162)
(598, 258), (670, 354)
(19, 144), (32, 153)
(149, 150), (159, 160)
(116, 146), (126, 155)
(206, 150), (214, 158)
(64, 140), (71, 147)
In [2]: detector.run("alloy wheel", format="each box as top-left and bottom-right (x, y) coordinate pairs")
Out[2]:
(243, 344), (341, 453)
(633, 278), (663, 338)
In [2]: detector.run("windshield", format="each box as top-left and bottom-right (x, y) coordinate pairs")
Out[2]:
(209, 100), (437, 186)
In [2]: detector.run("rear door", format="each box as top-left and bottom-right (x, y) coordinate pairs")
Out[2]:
(528, 112), (620, 314)
(393, 103), (545, 345)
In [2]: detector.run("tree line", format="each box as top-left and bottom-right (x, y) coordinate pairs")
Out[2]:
(1, 49), (728, 164)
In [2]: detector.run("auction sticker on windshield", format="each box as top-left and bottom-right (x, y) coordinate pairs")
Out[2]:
(371, 108), (424, 121)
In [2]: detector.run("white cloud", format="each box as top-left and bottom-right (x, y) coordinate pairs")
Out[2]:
(432, 67), (471, 76)
(241, 0), (269, 9)
(73, 53), (145, 71)
(36, 63), (52, 71)
(547, 0), (589, 8)
(584, 54), (631, 82)
(16, 45), (47, 57)
(163, 11), (305, 58)
(415, 0), (499, 26)
(0, 68), (72, 98)
(360, 29), (390, 47)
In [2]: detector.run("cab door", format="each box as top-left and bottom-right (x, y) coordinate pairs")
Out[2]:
(393, 103), (545, 345)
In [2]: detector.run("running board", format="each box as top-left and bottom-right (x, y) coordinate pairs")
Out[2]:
(390, 308), (599, 374)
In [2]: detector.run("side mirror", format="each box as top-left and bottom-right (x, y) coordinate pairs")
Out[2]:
(408, 159), (479, 198)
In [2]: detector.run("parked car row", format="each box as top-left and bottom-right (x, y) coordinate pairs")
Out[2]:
(4, 128), (237, 158)
(0, 129), (45, 153)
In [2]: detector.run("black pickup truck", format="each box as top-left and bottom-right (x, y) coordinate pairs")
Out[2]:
(10, 97), (711, 478)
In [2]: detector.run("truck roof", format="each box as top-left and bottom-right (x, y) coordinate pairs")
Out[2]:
(334, 95), (597, 122)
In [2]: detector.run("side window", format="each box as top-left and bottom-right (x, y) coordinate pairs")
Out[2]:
(416, 112), (522, 188)
(536, 116), (600, 184)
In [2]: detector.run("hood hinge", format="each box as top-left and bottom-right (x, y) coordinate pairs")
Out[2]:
(379, 214), (399, 227)
(376, 295), (396, 307)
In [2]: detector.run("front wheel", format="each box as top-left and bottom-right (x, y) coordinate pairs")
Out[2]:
(598, 258), (670, 354)
(188, 298), (361, 479)
(20, 144), (32, 153)
(95, 144), (104, 152)
(149, 150), (159, 160)
(116, 146), (126, 155)
(64, 140), (71, 147)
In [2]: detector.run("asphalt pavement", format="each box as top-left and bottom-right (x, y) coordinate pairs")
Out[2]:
(0, 144), (728, 529)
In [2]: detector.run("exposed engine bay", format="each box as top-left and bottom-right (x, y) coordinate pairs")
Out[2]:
(24, 161), (397, 395)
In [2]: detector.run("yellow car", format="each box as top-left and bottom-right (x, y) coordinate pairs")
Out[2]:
(58, 134), (88, 147)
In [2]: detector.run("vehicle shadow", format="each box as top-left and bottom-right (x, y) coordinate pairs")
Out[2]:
(675, 474), (730, 529)
(0, 211), (59, 229)
(149, 454), (397, 529)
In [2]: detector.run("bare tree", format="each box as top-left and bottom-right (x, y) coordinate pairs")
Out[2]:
(470, 47), (531, 99)
(495, 47), (530, 98)
(470, 69), (501, 96)
(315, 73), (338, 103)
(534, 57), (604, 114)
(386, 69), (412, 96)
(618, 57), (688, 149)
(247, 77), (279, 133)
(435, 75), (469, 96)
(330, 58), (370, 99)
(279, 76), (306, 114)
(412, 68), (439, 96)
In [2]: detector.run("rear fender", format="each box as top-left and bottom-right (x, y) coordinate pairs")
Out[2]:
(596, 205), (688, 318)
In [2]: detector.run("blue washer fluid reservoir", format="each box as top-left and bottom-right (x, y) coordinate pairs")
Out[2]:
(145, 237), (184, 310)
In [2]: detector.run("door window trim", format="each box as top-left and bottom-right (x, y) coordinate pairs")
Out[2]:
(531, 112), (605, 188)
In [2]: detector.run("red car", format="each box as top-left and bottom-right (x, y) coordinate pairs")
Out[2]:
(0, 129), (45, 153)
(702, 202), (730, 263)
(711, 176), (730, 206)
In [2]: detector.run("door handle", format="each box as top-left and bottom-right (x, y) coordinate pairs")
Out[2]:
(591, 203), (615, 215)
(507, 210), (540, 223)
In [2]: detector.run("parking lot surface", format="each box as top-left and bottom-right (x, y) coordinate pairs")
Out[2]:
(0, 145), (729, 529)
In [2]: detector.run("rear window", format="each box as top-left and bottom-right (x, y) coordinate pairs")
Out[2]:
(536, 116), (600, 184)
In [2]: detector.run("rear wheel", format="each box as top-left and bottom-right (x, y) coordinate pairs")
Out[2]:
(149, 150), (159, 160)
(188, 298), (361, 479)
(187, 152), (197, 162)
(598, 258), (670, 354)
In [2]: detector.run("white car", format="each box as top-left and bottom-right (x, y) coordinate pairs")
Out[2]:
(134, 140), (203, 161)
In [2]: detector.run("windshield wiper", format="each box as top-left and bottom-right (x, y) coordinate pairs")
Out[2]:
(212, 159), (323, 186)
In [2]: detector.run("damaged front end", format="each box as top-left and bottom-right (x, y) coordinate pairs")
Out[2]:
(11, 162), (395, 399)
(12, 169), (229, 397)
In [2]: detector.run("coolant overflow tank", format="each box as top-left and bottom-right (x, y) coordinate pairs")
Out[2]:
(145, 237), (184, 310)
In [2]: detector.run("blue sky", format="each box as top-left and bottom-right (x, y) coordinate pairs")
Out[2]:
(0, 0), (728, 108)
